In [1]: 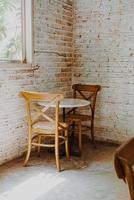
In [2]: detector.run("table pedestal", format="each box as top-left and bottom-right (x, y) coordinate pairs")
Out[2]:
(63, 108), (81, 157)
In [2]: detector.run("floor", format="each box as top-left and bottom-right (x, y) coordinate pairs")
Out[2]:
(0, 141), (130, 200)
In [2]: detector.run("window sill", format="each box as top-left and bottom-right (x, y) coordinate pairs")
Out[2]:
(0, 62), (32, 69)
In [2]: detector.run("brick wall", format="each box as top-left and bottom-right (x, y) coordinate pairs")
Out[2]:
(1, 0), (134, 165)
(0, 0), (73, 165)
(73, 0), (134, 143)
(34, 0), (73, 95)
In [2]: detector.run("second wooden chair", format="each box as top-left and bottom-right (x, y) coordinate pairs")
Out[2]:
(67, 84), (101, 155)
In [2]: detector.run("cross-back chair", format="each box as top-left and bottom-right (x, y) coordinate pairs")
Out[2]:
(20, 91), (69, 171)
(67, 84), (101, 154)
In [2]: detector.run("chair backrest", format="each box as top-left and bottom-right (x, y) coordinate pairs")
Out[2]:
(72, 84), (101, 115)
(20, 91), (63, 133)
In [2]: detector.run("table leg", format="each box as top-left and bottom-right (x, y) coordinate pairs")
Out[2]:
(62, 107), (80, 157)
(70, 122), (81, 157)
(71, 122), (75, 145)
(63, 108), (66, 122)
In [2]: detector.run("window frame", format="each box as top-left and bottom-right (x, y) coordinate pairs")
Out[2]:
(0, 0), (33, 64)
(22, 0), (33, 64)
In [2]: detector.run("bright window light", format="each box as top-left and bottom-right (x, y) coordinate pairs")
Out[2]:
(0, 0), (32, 63)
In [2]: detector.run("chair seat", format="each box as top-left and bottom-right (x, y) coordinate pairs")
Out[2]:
(33, 121), (68, 134)
(67, 114), (91, 122)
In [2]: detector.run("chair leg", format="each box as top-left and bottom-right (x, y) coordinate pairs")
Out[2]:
(78, 122), (82, 156)
(65, 129), (69, 159)
(37, 135), (41, 156)
(24, 138), (32, 166)
(55, 138), (61, 172)
(91, 121), (96, 147)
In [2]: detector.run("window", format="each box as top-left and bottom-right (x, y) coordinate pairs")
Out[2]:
(0, 0), (32, 63)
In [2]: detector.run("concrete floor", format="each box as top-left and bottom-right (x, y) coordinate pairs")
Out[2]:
(0, 141), (130, 200)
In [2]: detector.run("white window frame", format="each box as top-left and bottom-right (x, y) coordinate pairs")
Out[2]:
(22, 0), (33, 64)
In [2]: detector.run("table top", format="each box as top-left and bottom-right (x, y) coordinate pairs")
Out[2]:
(38, 98), (90, 108)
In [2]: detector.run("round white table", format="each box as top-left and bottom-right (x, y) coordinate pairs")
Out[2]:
(38, 98), (90, 108)
(59, 98), (90, 108)
(38, 98), (90, 121)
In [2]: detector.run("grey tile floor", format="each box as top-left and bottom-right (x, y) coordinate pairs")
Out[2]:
(0, 142), (130, 200)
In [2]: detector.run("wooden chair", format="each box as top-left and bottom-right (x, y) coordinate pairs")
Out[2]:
(20, 91), (69, 171)
(118, 159), (134, 200)
(114, 138), (134, 200)
(67, 84), (101, 155)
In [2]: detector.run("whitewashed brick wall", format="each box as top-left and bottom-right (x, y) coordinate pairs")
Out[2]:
(1, 0), (134, 165)
(73, 0), (134, 143)
(34, 0), (73, 96)
(0, 0), (73, 165)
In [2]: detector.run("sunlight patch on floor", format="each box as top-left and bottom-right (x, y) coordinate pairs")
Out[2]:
(0, 173), (65, 200)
